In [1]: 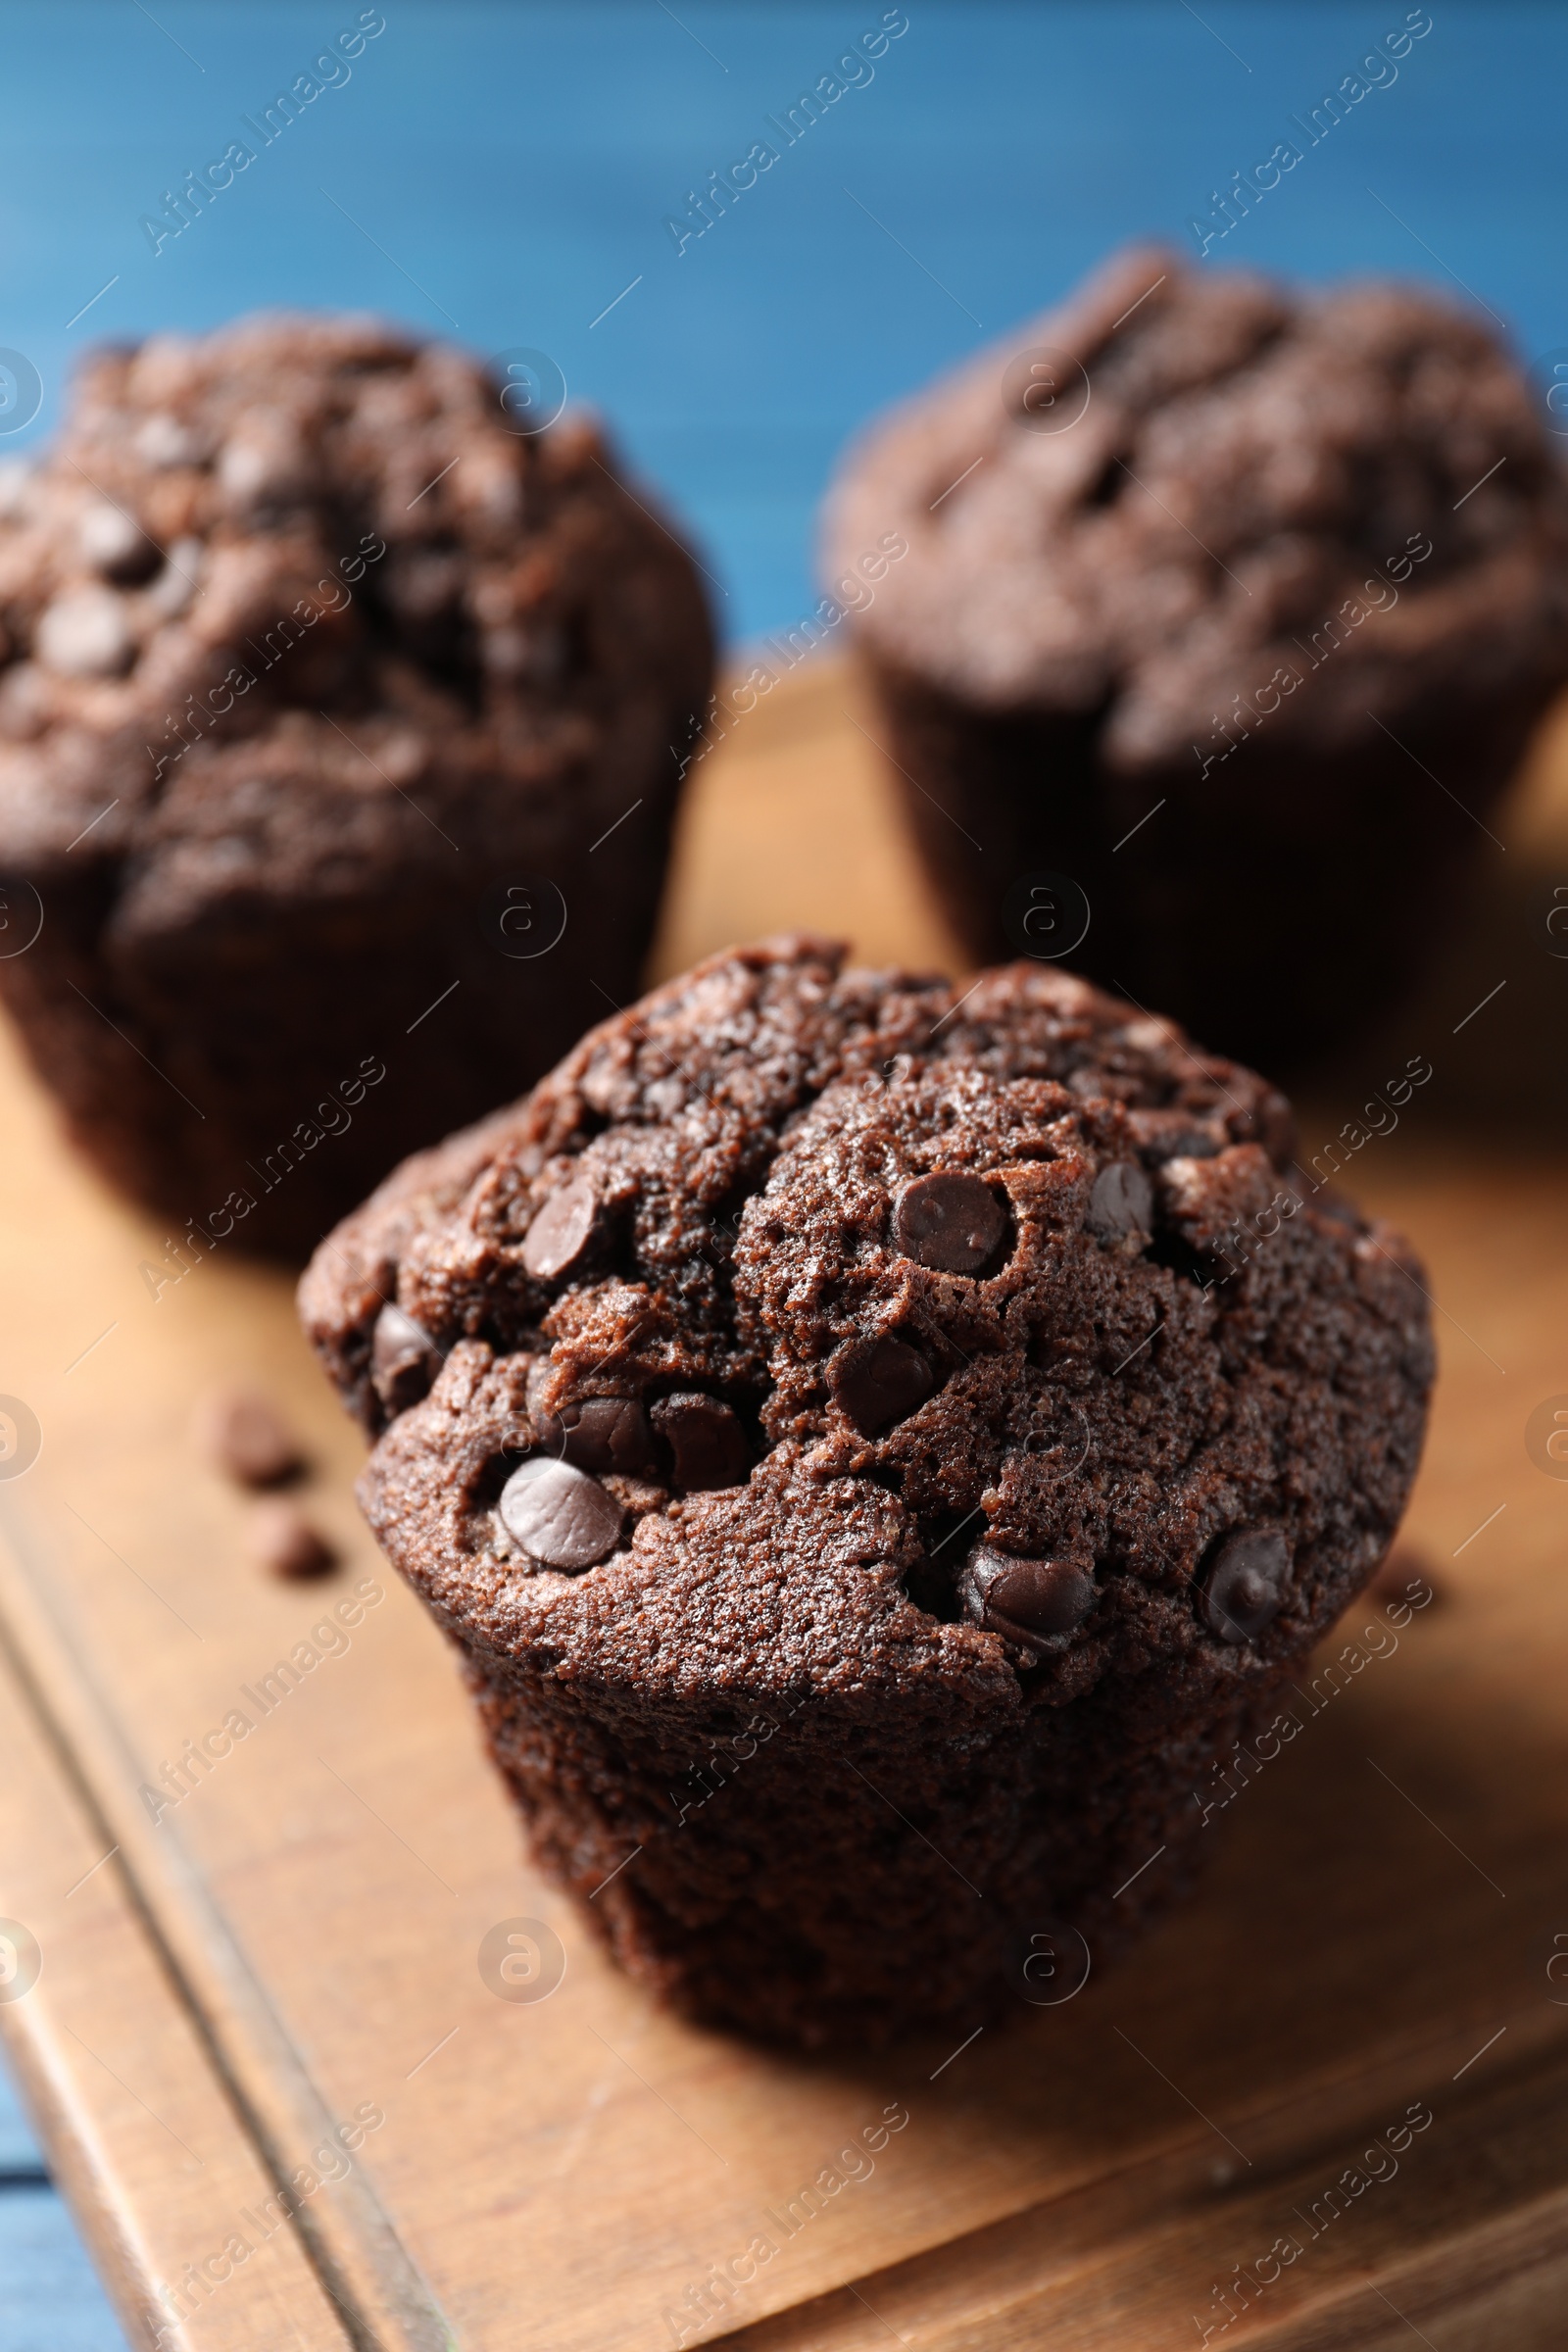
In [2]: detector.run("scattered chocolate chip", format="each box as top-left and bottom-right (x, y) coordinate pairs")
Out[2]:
(960, 1544), (1095, 1643)
(196, 1387), (305, 1489)
(370, 1303), (442, 1415)
(1198, 1528), (1292, 1643)
(1086, 1161), (1153, 1243)
(499, 1455), (623, 1570)
(831, 1335), (933, 1437)
(246, 1499), (336, 1580)
(650, 1394), (751, 1491)
(892, 1171), (1009, 1275)
(1367, 1545), (1446, 1611)
(540, 1395), (659, 1478)
(521, 1175), (598, 1281)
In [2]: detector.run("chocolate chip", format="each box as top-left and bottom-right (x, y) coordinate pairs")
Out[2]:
(522, 1175), (597, 1281)
(892, 1172), (1009, 1275)
(370, 1303), (442, 1415)
(960, 1544), (1095, 1643)
(499, 1455), (623, 1570)
(34, 586), (132, 678)
(196, 1387), (305, 1489)
(1086, 1161), (1153, 1243)
(1198, 1528), (1292, 1643)
(650, 1394), (751, 1491)
(218, 423), (311, 507)
(78, 501), (159, 583)
(831, 1335), (933, 1436)
(1125, 1109), (1225, 1163)
(246, 1499), (335, 1580)
(540, 1396), (658, 1478)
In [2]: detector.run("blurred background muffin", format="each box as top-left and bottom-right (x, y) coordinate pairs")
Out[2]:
(0, 314), (713, 1257)
(821, 244), (1568, 1067)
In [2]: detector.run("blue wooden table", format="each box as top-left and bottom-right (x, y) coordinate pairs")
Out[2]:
(1, 3), (1564, 2337)
(0, 2062), (126, 2349)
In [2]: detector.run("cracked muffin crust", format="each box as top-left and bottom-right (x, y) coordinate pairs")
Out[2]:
(0, 313), (712, 1254)
(822, 243), (1568, 1064)
(301, 935), (1433, 2045)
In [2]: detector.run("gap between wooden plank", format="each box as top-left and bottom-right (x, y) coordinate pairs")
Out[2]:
(0, 1502), (460, 2352)
(701, 2042), (1568, 2351)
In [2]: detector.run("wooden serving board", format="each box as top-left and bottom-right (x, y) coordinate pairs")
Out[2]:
(4, 657), (1568, 2352)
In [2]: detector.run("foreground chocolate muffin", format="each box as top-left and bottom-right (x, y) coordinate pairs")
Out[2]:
(822, 244), (1568, 1064)
(301, 937), (1432, 2046)
(0, 315), (712, 1255)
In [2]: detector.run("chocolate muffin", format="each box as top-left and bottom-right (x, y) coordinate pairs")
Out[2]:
(0, 315), (712, 1256)
(821, 244), (1568, 1064)
(300, 936), (1432, 2048)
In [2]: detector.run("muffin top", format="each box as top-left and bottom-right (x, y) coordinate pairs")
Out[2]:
(821, 244), (1568, 767)
(301, 936), (1432, 1720)
(0, 314), (710, 918)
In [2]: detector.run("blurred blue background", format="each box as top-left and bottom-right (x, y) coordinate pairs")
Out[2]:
(3, 1), (1567, 648)
(1, 5), (1562, 2340)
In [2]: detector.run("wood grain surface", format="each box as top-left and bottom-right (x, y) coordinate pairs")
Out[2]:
(2, 657), (1568, 2351)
